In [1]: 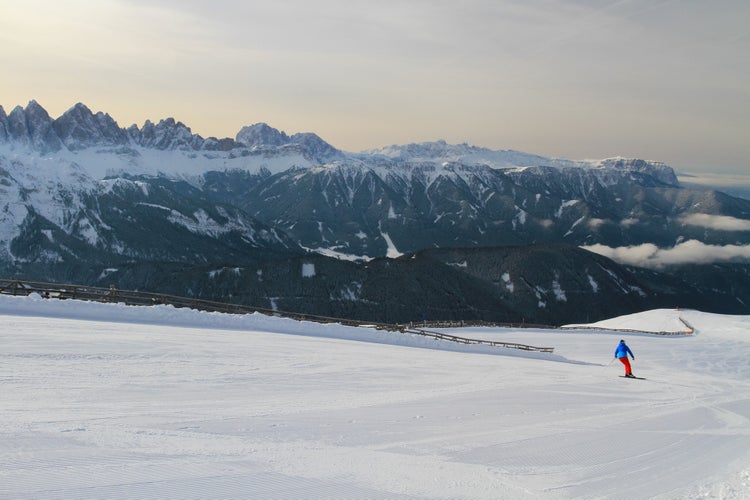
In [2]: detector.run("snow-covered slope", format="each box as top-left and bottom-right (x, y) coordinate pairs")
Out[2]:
(567, 307), (694, 333)
(1, 294), (748, 498)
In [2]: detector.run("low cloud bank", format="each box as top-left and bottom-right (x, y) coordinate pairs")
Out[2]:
(680, 214), (750, 232)
(677, 172), (750, 188)
(582, 240), (750, 269)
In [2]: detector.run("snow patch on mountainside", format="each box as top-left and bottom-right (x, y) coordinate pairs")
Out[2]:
(332, 282), (363, 301)
(552, 278), (567, 302)
(565, 216), (586, 237)
(512, 207), (527, 230)
(556, 199), (579, 218)
(502, 272), (514, 292)
(302, 262), (316, 278)
(208, 267), (241, 279)
(379, 221), (402, 258)
(304, 246), (372, 262)
(587, 274), (599, 293)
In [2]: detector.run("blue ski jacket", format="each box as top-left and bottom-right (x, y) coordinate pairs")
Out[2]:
(614, 342), (634, 359)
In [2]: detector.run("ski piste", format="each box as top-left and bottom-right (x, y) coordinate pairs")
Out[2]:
(620, 375), (647, 380)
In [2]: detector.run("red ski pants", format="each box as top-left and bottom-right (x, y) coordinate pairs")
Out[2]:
(618, 357), (632, 375)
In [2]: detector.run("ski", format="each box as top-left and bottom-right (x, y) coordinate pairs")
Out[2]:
(619, 376), (646, 380)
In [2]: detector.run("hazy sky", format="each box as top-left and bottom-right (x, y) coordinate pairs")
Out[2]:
(2, 0), (748, 173)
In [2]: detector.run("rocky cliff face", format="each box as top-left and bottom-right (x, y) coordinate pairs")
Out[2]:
(4, 100), (63, 153)
(53, 103), (130, 150)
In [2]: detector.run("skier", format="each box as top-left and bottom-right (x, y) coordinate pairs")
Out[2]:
(614, 339), (635, 378)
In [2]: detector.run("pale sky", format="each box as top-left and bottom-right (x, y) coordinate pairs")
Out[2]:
(2, 0), (748, 173)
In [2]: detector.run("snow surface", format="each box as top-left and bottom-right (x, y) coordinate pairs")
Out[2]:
(301, 262), (316, 278)
(1, 295), (749, 499)
(0, 143), (314, 182)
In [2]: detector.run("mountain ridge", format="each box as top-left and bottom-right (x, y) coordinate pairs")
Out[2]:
(1, 100), (748, 323)
(0, 100), (673, 175)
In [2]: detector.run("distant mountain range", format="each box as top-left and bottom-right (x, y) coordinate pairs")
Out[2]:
(1, 100), (748, 323)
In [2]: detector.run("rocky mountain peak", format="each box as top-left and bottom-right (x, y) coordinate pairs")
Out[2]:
(288, 132), (341, 163)
(0, 105), (8, 141)
(236, 123), (340, 163)
(236, 123), (290, 148)
(597, 158), (679, 187)
(5, 100), (63, 153)
(53, 102), (129, 150)
(136, 117), (204, 150)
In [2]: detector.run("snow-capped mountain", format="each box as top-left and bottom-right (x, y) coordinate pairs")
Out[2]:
(0, 101), (306, 274)
(1, 100), (749, 322)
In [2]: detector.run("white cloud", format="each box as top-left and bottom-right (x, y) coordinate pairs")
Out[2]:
(582, 240), (750, 269)
(680, 214), (750, 232)
(587, 218), (606, 229)
(677, 172), (750, 188)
